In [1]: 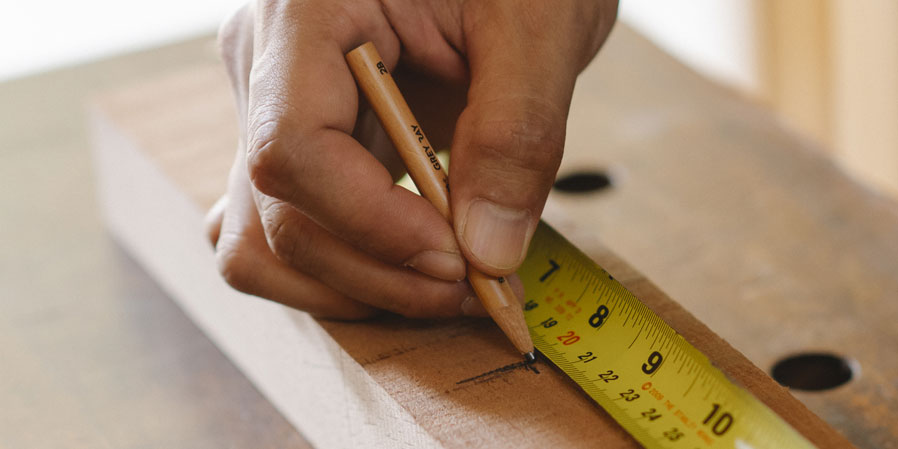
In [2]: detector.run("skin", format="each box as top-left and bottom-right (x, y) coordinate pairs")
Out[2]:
(206, 0), (618, 319)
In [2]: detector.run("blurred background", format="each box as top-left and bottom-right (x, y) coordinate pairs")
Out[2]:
(2, 0), (896, 198)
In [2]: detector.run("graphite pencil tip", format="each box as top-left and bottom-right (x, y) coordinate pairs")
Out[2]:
(524, 351), (537, 364)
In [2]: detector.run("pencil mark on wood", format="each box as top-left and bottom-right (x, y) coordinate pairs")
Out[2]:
(456, 360), (540, 386)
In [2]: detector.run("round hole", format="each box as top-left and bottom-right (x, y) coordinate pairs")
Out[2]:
(553, 171), (612, 193)
(770, 353), (855, 391)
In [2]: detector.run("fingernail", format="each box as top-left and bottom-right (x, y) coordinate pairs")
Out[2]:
(404, 250), (466, 281)
(461, 296), (488, 316)
(460, 198), (532, 271)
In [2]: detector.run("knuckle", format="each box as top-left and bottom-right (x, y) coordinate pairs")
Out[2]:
(261, 202), (317, 270)
(472, 111), (565, 176)
(215, 240), (255, 294)
(246, 114), (289, 196)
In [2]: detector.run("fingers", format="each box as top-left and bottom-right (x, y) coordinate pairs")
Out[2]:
(460, 273), (525, 317)
(243, 0), (466, 281)
(449, 1), (614, 276)
(214, 152), (378, 320)
(377, 1), (468, 84)
(253, 190), (473, 318)
(204, 195), (227, 247)
(217, 5), (371, 318)
(213, 1), (471, 318)
(218, 3), (255, 131)
(212, 153), (474, 319)
(211, 0), (617, 319)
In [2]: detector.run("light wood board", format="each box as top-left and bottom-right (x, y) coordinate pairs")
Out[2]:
(91, 25), (898, 447)
(0, 36), (307, 449)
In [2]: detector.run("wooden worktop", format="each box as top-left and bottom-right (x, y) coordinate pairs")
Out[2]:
(91, 25), (898, 448)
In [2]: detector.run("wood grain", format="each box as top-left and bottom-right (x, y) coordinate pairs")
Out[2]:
(91, 25), (898, 448)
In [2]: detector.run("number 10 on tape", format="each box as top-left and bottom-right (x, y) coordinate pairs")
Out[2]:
(519, 223), (815, 449)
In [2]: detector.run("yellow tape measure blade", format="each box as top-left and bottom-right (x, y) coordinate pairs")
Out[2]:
(520, 222), (815, 449)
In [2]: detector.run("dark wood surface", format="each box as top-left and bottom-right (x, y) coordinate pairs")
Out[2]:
(0, 39), (309, 449)
(554, 27), (898, 448)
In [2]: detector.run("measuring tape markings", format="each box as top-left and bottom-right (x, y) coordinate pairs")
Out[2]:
(520, 222), (815, 449)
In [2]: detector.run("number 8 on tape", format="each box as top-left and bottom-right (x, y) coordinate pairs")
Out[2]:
(519, 222), (815, 449)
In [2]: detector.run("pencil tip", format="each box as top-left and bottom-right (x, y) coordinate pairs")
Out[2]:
(524, 352), (537, 364)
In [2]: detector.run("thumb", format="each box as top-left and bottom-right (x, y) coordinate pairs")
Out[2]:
(450, 6), (582, 276)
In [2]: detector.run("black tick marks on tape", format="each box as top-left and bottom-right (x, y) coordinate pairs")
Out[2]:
(553, 171), (612, 194)
(771, 352), (855, 391)
(456, 360), (541, 385)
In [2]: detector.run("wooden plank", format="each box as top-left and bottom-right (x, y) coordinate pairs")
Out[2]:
(89, 25), (898, 447)
(0, 36), (307, 449)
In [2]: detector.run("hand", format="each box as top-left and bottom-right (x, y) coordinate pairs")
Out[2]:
(206, 0), (617, 319)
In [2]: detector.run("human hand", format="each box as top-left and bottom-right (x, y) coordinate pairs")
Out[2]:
(206, 0), (617, 319)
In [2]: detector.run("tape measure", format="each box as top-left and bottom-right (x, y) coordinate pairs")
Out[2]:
(518, 222), (815, 449)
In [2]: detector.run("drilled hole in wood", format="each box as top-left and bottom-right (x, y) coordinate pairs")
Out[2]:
(771, 353), (855, 391)
(553, 171), (612, 193)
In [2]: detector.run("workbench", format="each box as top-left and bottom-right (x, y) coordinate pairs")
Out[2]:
(5, 25), (897, 448)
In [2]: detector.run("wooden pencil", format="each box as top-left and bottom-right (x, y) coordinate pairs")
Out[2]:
(345, 42), (535, 359)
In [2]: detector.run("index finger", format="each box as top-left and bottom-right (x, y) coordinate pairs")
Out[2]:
(245, 1), (466, 281)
